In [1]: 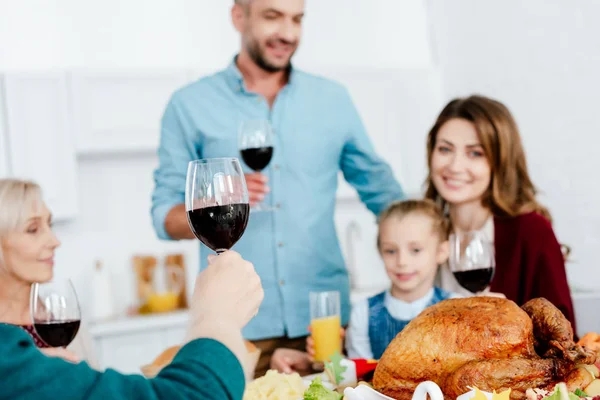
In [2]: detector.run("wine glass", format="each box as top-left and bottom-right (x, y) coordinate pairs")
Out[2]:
(185, 157), (250, 255)
(30, 279), (81, 348)
(449, 231), (495, 294)
(239, 119), (274, 212)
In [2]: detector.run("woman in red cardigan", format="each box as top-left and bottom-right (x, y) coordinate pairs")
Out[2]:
(425, 95), (577, 333)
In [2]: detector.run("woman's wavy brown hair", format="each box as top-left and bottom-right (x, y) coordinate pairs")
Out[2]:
(424, 95), (551, 222)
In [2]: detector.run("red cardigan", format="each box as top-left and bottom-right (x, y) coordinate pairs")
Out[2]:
(490, 212), (577, 333)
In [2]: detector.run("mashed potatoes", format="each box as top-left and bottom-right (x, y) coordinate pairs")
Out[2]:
(243, 370), (306, 400)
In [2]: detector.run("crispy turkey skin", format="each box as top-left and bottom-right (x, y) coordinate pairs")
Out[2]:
(373, 297), (596, 400)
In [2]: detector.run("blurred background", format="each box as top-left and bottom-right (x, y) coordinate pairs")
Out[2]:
(1, 0), (599, 372)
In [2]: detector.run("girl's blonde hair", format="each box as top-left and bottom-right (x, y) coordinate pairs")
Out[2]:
(0, 179), (43, 264)
(377, 199), (449, 248)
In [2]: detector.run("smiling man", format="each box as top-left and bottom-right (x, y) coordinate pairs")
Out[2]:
(151, 0), (404, 376)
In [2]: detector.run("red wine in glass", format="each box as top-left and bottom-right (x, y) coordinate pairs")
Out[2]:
(31, 279), (81, 347)
(239, 120), (274, 212)
(187, 203), (249, 253)
(452, 267), (494, 293)
(449, 232), (495, 294)
(33, 320), (81, 347)
(241, 146), (273, 172)
(185, 158), (250, 254)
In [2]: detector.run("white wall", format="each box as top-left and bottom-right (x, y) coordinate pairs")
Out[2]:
(427, 0), (600, 289)
(0, 0), (437, 317)
(0, 0), (432, 70)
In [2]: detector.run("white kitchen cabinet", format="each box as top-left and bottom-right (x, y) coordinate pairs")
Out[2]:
(97, 331), (165, 374)
(164, 327), (187, 347)
(89, 311), (189, 374)
(1, 73), (78, 221)
(69, 71), (189, 155)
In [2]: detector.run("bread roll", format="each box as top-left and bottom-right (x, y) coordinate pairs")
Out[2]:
(141, 341), (260, 380)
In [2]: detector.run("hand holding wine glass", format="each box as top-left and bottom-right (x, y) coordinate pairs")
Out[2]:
(190, 251), (263, 330)
(245, 172), (269, 206)
(239, 119), (274, 212)
(40, 347), (81, 363)
(30, 279), (81, 348)
(449, 231), (495, 295)
(185, 158), (250, 255)
(185, 250), (264, 379)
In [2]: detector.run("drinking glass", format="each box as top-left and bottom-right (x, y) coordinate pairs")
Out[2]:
(31, 279), (81, 347)
(310, 291), (342, 363)
(239, 119), (274, 212)
(185, 158), (250, 255)
(449, 231), (495, 294)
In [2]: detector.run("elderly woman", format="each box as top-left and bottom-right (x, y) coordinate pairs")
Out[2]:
(0, 179), (94, 362)
(0, 179), (264, 399)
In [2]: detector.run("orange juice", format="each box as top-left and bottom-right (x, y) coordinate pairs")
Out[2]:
(311, 315), (341, 362)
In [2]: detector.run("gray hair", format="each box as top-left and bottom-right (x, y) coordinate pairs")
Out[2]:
(0, 179), (42, 265)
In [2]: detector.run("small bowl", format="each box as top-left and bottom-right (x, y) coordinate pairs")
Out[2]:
(343, 384), (397, 400)
(146, 292), (179, 313)
(344, 381), (445, 400)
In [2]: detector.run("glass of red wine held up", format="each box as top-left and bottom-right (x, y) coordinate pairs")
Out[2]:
(30, 279), (81, 348)
(449, 231), (495, 295)
(239, 119), (274, 212)
(185, 158), (250, 255)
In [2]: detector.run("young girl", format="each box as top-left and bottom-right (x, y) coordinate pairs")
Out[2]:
(344, 199), (453, 359)
(271, 199), (454, 372)
(425, 95), (576, 332)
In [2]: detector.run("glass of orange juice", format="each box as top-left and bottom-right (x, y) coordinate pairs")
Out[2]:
(310, 291), (341, 363)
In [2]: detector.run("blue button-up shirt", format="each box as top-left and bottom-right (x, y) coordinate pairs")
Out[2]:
(152, 59), (404, 340)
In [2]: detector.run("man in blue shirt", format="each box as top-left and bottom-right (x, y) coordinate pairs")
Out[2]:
(151, 0), (403, 376)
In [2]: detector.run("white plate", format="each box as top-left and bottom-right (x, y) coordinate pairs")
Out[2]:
(301, 378), (491, 400)
(343, 384), (396, 400)
(302, 373), (335, 390)
(344, 380), (449, 400)
(302, 372), (330, 383)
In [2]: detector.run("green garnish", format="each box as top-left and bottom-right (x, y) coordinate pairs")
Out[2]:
(542, 383), (579, 400)
(574, 389), (588, 398)
(303, 376), (342, 400)
(324, 352), (347, 386)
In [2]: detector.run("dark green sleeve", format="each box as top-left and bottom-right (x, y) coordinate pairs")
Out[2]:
(0, 324), (245, 400)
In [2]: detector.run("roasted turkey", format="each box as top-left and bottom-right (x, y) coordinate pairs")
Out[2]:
(373, 297), (596, 400)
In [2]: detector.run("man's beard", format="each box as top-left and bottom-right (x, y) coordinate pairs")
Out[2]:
(246, 40), (294, 73)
